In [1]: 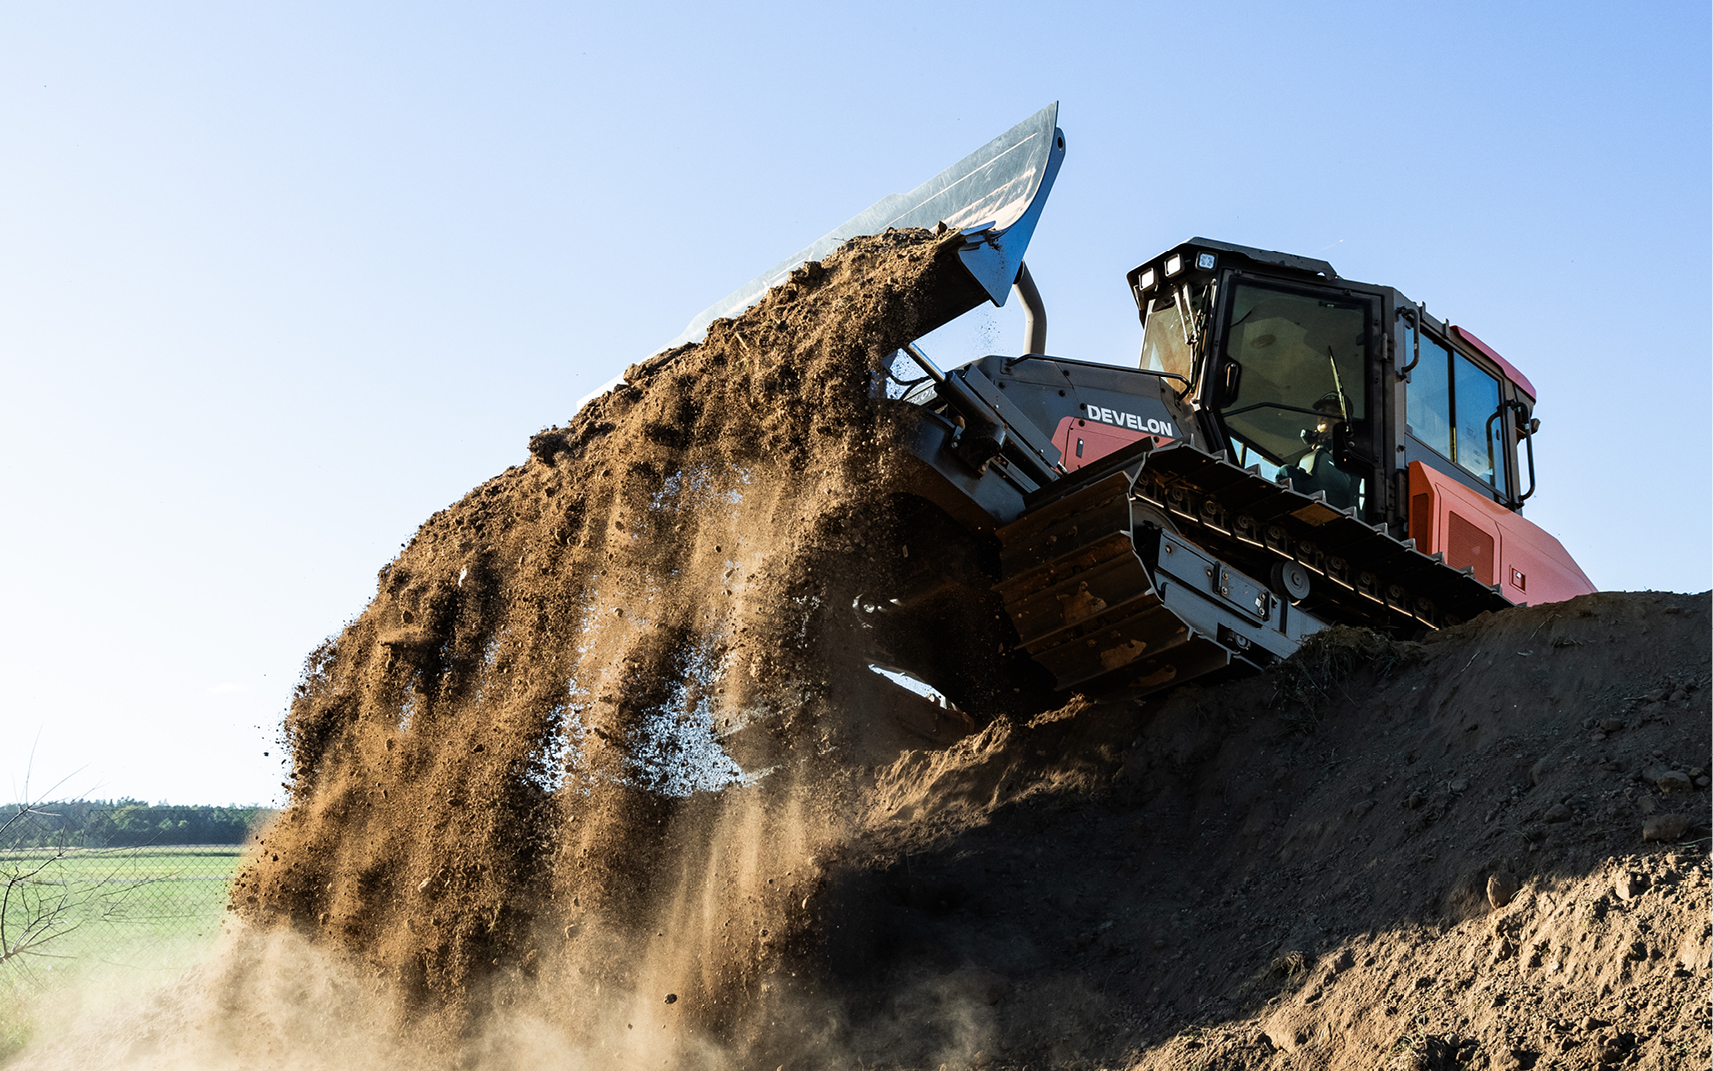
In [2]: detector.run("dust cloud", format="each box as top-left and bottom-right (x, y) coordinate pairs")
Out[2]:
(14, 226), (1036, 1069)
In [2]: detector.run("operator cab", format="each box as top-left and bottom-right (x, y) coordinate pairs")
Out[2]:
(1128, 238), (1540, 534)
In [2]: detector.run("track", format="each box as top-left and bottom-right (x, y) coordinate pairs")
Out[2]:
(992, 441), (1513, 695)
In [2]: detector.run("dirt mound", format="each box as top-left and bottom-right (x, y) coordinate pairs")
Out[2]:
(807, 591), (1711, 1070)
(10, 225), (1708, 1071)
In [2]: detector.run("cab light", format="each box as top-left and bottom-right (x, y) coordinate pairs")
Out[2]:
(1196, 252), (1217, 271)
(1139, 268), (1156, 290)
(1164, 254), (1183, 276)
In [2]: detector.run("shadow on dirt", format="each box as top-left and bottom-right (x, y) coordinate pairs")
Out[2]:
(796, 591), (1712, 1070)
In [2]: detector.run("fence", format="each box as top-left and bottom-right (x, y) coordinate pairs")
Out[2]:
(1, 804), (257, 1057)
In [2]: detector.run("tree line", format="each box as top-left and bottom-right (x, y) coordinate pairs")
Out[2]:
(0, 799), (277, 848)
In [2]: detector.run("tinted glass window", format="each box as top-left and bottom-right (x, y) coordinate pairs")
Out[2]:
(1220, 283), (1368, 511)
(1139, 302), (1195, 382)
(1404, 327), (1453, 458)
(1220, 283), (1366, 465)
(1403, 318), (1511, 498)
(1453, 354), (1508, 495)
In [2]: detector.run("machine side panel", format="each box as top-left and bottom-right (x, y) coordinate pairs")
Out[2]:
(891, 406), (1034, 530)
(972, 356), (1186, 473)
(1050, 416), (1172, 472)
(1408, 461), (1595, 605)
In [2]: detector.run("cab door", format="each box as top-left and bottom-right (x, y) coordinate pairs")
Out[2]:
(1203, 274), (1384, 520)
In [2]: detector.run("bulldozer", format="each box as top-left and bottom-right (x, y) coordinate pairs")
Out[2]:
(595, 102), (1595, 701)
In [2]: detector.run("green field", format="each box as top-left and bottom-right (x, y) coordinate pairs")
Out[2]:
(1, 845), (243, 1055)
(1, 845), (240, 981)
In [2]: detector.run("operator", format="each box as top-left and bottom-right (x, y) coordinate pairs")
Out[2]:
(1286, 393), (1359, 510)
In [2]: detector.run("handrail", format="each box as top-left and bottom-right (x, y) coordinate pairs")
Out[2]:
(1397, 304), (1423, 378)
(1513, 402), (1538, 502)
(1483, 400), (1536, 506)
(1134, 367), (1193, 394)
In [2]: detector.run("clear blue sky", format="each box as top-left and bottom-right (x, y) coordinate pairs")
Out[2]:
(3, 2), (1707, 805)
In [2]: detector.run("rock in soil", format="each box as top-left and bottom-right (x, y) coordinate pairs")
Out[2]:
(1643, 814), (1693, 842)
(1487, 871), (1519, 908)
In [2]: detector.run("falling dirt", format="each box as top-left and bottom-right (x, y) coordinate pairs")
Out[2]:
(9, 228), (1709, 1071)
(220, 225), (1045, 1060)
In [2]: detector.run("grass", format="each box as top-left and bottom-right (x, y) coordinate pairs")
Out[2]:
(1, 844), (244, 1055)
(2, 845), (241, 965)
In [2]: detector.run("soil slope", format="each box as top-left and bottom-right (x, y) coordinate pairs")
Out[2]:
(812, 593), (1711, 1071)
(9, 228), (1707, 1071)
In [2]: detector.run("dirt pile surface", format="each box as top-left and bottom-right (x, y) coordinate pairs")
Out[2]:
(9, 227), (1708, 1071)
(813, 592), (1711, 1070)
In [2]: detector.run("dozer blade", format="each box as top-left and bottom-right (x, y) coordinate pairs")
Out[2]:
(664, 102), (1066, 350)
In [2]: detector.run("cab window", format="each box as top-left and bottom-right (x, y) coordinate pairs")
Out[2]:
(1453, 356), (1507, 495)
(1139, 298), (1197, 384)
(1218, 282), (1368, 511)
(1403, 326), (1453, 458)
(1402, 318), (1509, 496)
